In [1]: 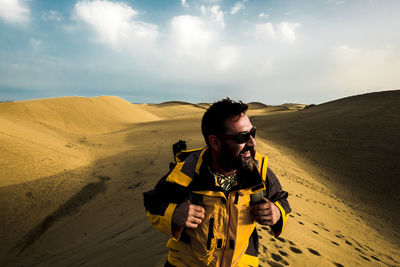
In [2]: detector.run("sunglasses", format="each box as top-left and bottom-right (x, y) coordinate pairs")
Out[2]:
(218, 126), (256, 144)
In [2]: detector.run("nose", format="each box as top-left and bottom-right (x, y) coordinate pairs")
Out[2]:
(247, 135), (256, 146)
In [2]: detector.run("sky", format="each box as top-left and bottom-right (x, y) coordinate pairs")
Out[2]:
(0, 0), (399, 104)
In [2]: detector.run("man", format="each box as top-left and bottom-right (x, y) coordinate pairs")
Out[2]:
(143, 98), (291, 266)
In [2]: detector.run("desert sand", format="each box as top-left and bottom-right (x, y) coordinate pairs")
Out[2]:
(0, 92), (399, 266)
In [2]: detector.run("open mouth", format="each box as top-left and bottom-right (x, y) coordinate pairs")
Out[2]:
(242, 150), (251, 157)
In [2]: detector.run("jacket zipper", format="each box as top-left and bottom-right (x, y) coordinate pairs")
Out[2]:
(206, 218), (215, 250)
(220, 193), (232, 266)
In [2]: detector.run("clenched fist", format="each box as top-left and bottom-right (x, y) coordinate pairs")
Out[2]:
(172, 200), (206, 229)
(251, 198), (281, 226)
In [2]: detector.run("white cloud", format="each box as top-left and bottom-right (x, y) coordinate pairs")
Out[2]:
(335, 1), (345, 5)
(74, 0), (158, 50)
(170, 15), (215, 59)
(181, 0), (189, 7)
(255, 22), (301, 43)
(42, 10), (63, 22)
(200, 5), (207, 16)
(278, 22), (301, 43)
(199, 5), (225, 27)
(0, 0), (30, 25)
(330, 45), (399, 93)
(30, 38), (42, 47)
(168, 14), (239, 73)
(215, 46), (239, 71)
(258, 13), (269, 19)
(255, 23), (275, 40)
(230, 0), (247, 15)
(210, 5), (225, 27)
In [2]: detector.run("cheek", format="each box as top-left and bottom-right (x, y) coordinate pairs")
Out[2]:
(235, 144), (246, 154)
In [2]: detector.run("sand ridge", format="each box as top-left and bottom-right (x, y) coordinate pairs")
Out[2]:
(0, 92), (399, 266)
(250, 90), (400, 247)
(0, 96), (161, 187)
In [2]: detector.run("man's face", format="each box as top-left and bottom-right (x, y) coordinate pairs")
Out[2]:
(217, 113), (256, 171)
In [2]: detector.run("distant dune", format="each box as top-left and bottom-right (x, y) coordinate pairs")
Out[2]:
(0, 92), (399, 266)
(0, 96), (160, 187)
(247, 102), (270, 109)
(155, 100), (194, 106)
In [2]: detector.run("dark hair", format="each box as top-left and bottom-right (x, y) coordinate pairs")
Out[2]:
(201, 98), (248, 146)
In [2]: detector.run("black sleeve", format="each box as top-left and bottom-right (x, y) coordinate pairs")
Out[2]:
(143, 171), (188, 216)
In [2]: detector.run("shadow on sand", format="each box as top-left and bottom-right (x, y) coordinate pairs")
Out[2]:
(11, 175), (111, 255)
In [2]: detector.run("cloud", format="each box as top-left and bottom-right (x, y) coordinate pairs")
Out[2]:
(167, 14), (239, 74)
(181, 0), (189, 7)
(73, 0), (158, 50)
(170, 15), (215, 59)
(0, 0), (30, 25)
(210, 5), (225, 27)
(200, 5), (206, 15)
(42, 10), (63, 22)
(230, 0), (247, 15)
(199, 5), (225, 27)
(255, 23), (275, 40)
(215, 46), (239, 71)
(255, 22), (301, 43)
(315, 44), (400, 95)
(278, 22), (301, 43)
(258, 13), (269, 19)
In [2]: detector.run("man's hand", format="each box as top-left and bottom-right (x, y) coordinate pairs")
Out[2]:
(251, 198), (281, 226)
(172, 200), (206, 229)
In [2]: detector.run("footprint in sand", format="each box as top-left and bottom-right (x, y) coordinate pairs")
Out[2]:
(365, 244), (374, 252)
(278, 250), (288, 257)
(345, 240), (352, 246)
(307, 248), (321, 256)
(270, 253), (289, 266)
(289, 246), (302, 254)
(355, 247), (364, 254)
(371, 255), (381, 262)
(271, 253), (283, 261)
(360, 255), (371, 262)
(298, 221), (304, 225)
(331, 241), (340, 246)
(312, 230), (319, 235)
(333, 262), (344, 267)
(266, 261), (284, 267)
(276, 237), (286, 243)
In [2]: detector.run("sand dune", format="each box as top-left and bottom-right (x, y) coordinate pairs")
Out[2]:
(0, 96), (160, 134)
(140, 102), (206, 119)
(0, 93), (399, 266)
(247, 102), (270, 110)
(251, 90), (400, 246)
(0, 96), (160, 187)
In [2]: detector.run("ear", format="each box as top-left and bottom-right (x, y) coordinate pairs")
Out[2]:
(208, 135), (222, 151)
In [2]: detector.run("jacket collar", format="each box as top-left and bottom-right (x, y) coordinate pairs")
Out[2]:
(188, 147), (264, 192)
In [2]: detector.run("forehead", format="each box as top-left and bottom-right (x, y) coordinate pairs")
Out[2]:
(224, 113), (253, 134)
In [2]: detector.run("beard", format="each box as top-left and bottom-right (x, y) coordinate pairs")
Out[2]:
(218, 141), (256, 172)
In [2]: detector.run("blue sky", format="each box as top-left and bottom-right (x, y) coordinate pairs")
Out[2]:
(0, 0), (399, 104)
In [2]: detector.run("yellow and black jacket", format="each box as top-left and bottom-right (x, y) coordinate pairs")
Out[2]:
(143, 147), (291, 267)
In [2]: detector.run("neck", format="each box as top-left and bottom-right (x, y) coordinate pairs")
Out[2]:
(210, 150), (237, 176)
